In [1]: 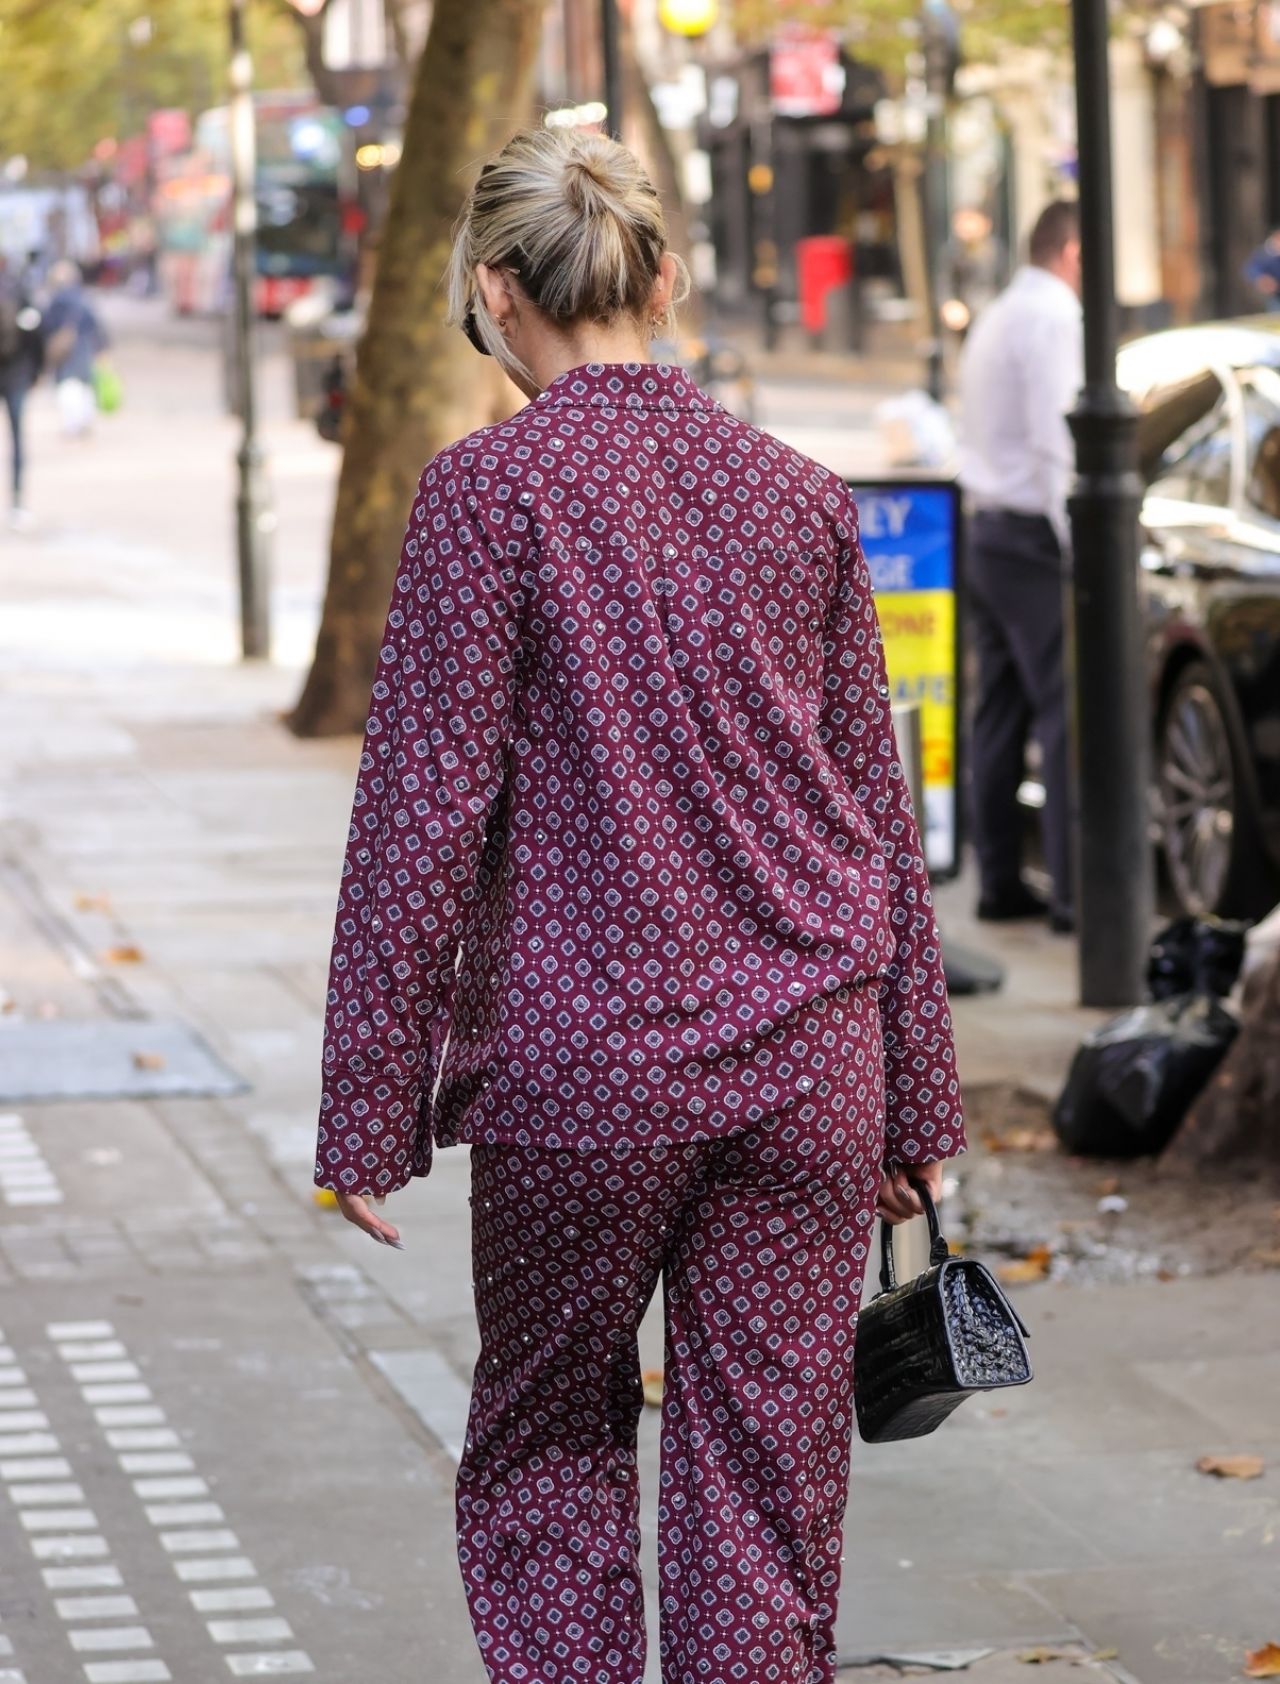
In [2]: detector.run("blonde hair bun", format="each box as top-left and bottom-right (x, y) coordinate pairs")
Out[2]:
(447, 126), (689, 376)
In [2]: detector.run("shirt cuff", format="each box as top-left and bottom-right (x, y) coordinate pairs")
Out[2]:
(882, 1035), (966, 1166)
(314, 1068), (431, 1194)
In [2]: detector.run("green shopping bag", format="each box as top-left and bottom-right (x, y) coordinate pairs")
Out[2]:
(93, 360), (123, 414)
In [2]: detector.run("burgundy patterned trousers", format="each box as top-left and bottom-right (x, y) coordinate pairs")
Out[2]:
(456, 1008), (886, 1684)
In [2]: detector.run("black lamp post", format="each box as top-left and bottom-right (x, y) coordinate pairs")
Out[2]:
(1066, 0), (1153, 1006)
(229, 0), (273, 660)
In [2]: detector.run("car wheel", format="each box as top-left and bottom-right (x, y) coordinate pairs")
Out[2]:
(1156, 660), (1273, 918)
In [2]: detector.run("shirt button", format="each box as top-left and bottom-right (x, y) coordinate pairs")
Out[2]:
(797, 1075), (814, 1093)
(664, 544), (676, 558)
(790, 979), (807, 994)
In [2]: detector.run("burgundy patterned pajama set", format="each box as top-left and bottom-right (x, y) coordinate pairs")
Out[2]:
(315, 362), (964, 1683)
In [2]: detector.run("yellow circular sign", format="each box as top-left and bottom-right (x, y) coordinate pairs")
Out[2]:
(659, 0), (718, 37)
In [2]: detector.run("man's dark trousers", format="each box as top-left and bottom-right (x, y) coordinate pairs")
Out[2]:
(967, 507), (1073, 920)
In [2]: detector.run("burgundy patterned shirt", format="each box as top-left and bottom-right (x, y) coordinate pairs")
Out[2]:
(315, 362), (964, 1194)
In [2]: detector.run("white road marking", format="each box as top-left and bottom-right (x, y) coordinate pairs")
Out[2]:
(20, 1509), (100, 1532)
(0, 1121), (63, 1207)
(132, 1477), (208, 1500)
(43, 1566), (125, 1589)
(31, 1535), (110, 1559)
(145, 1502), (225, 1527)
(160, 1529), (240, 1553)
(224, 1657), (314, 1677)
(71, 1364), (143, 1384)
(55, 1326), (316, 1680)
(189, 1588), (273, 1614)
(68, 1627), (155, 1653)
(174, 1558), (256, 1583)
(0, 1392), (40, 1410)
(0, 1412), (49, 1432)
(54, 1595), (140, 1620)
(0, 1370), (30, 1386)
(94, 1407), (165, 1428)
(119, 1454), (193, 1475)
(206, 1617), (293, 1645)
(0, 1434), (59, 1456)
(8, 1483), (85, 1504)
(82, 1385), (152, 1406)
(3, 1457), (71, 1479)
(82, 1663), (171, 1684)
(105, 1429), (180, 1450)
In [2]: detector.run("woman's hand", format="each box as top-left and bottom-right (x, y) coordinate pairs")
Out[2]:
(335, 1191), (404, 1249)
(876, 1159), (944, 1227)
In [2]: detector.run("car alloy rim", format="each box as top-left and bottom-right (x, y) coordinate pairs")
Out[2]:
(1159, 681), (1234, 916)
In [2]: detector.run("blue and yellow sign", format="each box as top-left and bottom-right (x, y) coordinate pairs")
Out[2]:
(846, 481), (961, 879)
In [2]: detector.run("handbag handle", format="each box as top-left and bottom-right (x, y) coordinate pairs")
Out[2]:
(879, 1176), (951, 1293)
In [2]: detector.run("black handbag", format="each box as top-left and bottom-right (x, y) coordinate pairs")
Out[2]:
(855, 1180), (1033, 1443)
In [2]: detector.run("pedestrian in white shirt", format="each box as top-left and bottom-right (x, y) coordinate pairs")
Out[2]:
(958, 200), (1082, 933)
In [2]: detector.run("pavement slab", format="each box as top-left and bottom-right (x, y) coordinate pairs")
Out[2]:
(0, 1277), (484, 1684)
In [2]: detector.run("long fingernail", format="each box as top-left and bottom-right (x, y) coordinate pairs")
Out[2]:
(385, 1237), (404, 1250)
(368, 1231), (387, 1245)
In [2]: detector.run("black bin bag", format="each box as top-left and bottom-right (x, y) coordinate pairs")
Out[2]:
(1052, 993), (1239, 1159)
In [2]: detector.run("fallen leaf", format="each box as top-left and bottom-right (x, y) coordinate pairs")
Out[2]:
(132, 1051), (166, 1072)
(74, 893), (113, 913)
(999, 1245), (1052, 1284)
(1244, 1643), (1280, 1678)
(1156, 1268), (1177, 1282)
(0, 989), (14, 1014)
(312, 1189), (339, 1209)
(981, 1126), (1056, 1155)
(1017, 1647), (1073, 1664)
(103, 945), (144, 965)
(1096, 1175), (1122, 1197)
(641, 1369), (664, 1408)
(1091, 1650), (1119, 1662)
(1248, 1246), (1280, 1269)
(1197, 1454), (1265, 1481)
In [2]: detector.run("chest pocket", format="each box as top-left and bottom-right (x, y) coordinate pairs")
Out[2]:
(652, 543), (834, 727)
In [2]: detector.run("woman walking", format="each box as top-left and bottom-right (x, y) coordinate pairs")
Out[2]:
(315, 127), (964, 1684)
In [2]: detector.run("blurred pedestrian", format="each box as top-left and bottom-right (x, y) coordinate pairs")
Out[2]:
(314, 127), (964, 1684)
(0, 252), (44, 530)
(940, 205), (1005, 336)
(1244, 231), (1280, 311)
(958, 199), (1082, 933)
(42, 260), (108, 437)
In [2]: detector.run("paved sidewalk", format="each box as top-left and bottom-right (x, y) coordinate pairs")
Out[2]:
(0, 297), (1276, 1684)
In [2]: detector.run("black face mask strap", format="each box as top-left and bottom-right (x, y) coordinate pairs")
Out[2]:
(462, 305), (491, 357)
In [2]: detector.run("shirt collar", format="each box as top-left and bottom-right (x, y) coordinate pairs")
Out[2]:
(1013, 265), (1080, 310)
(535, 360), (715, 413)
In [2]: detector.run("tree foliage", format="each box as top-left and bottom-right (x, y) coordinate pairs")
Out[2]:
(0, 0), (303, 174)
(727, 0), (1072, 76)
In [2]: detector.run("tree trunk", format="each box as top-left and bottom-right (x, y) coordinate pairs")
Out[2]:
(1164, 952), (1280, 1173)
(287, 0), (548, 738)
